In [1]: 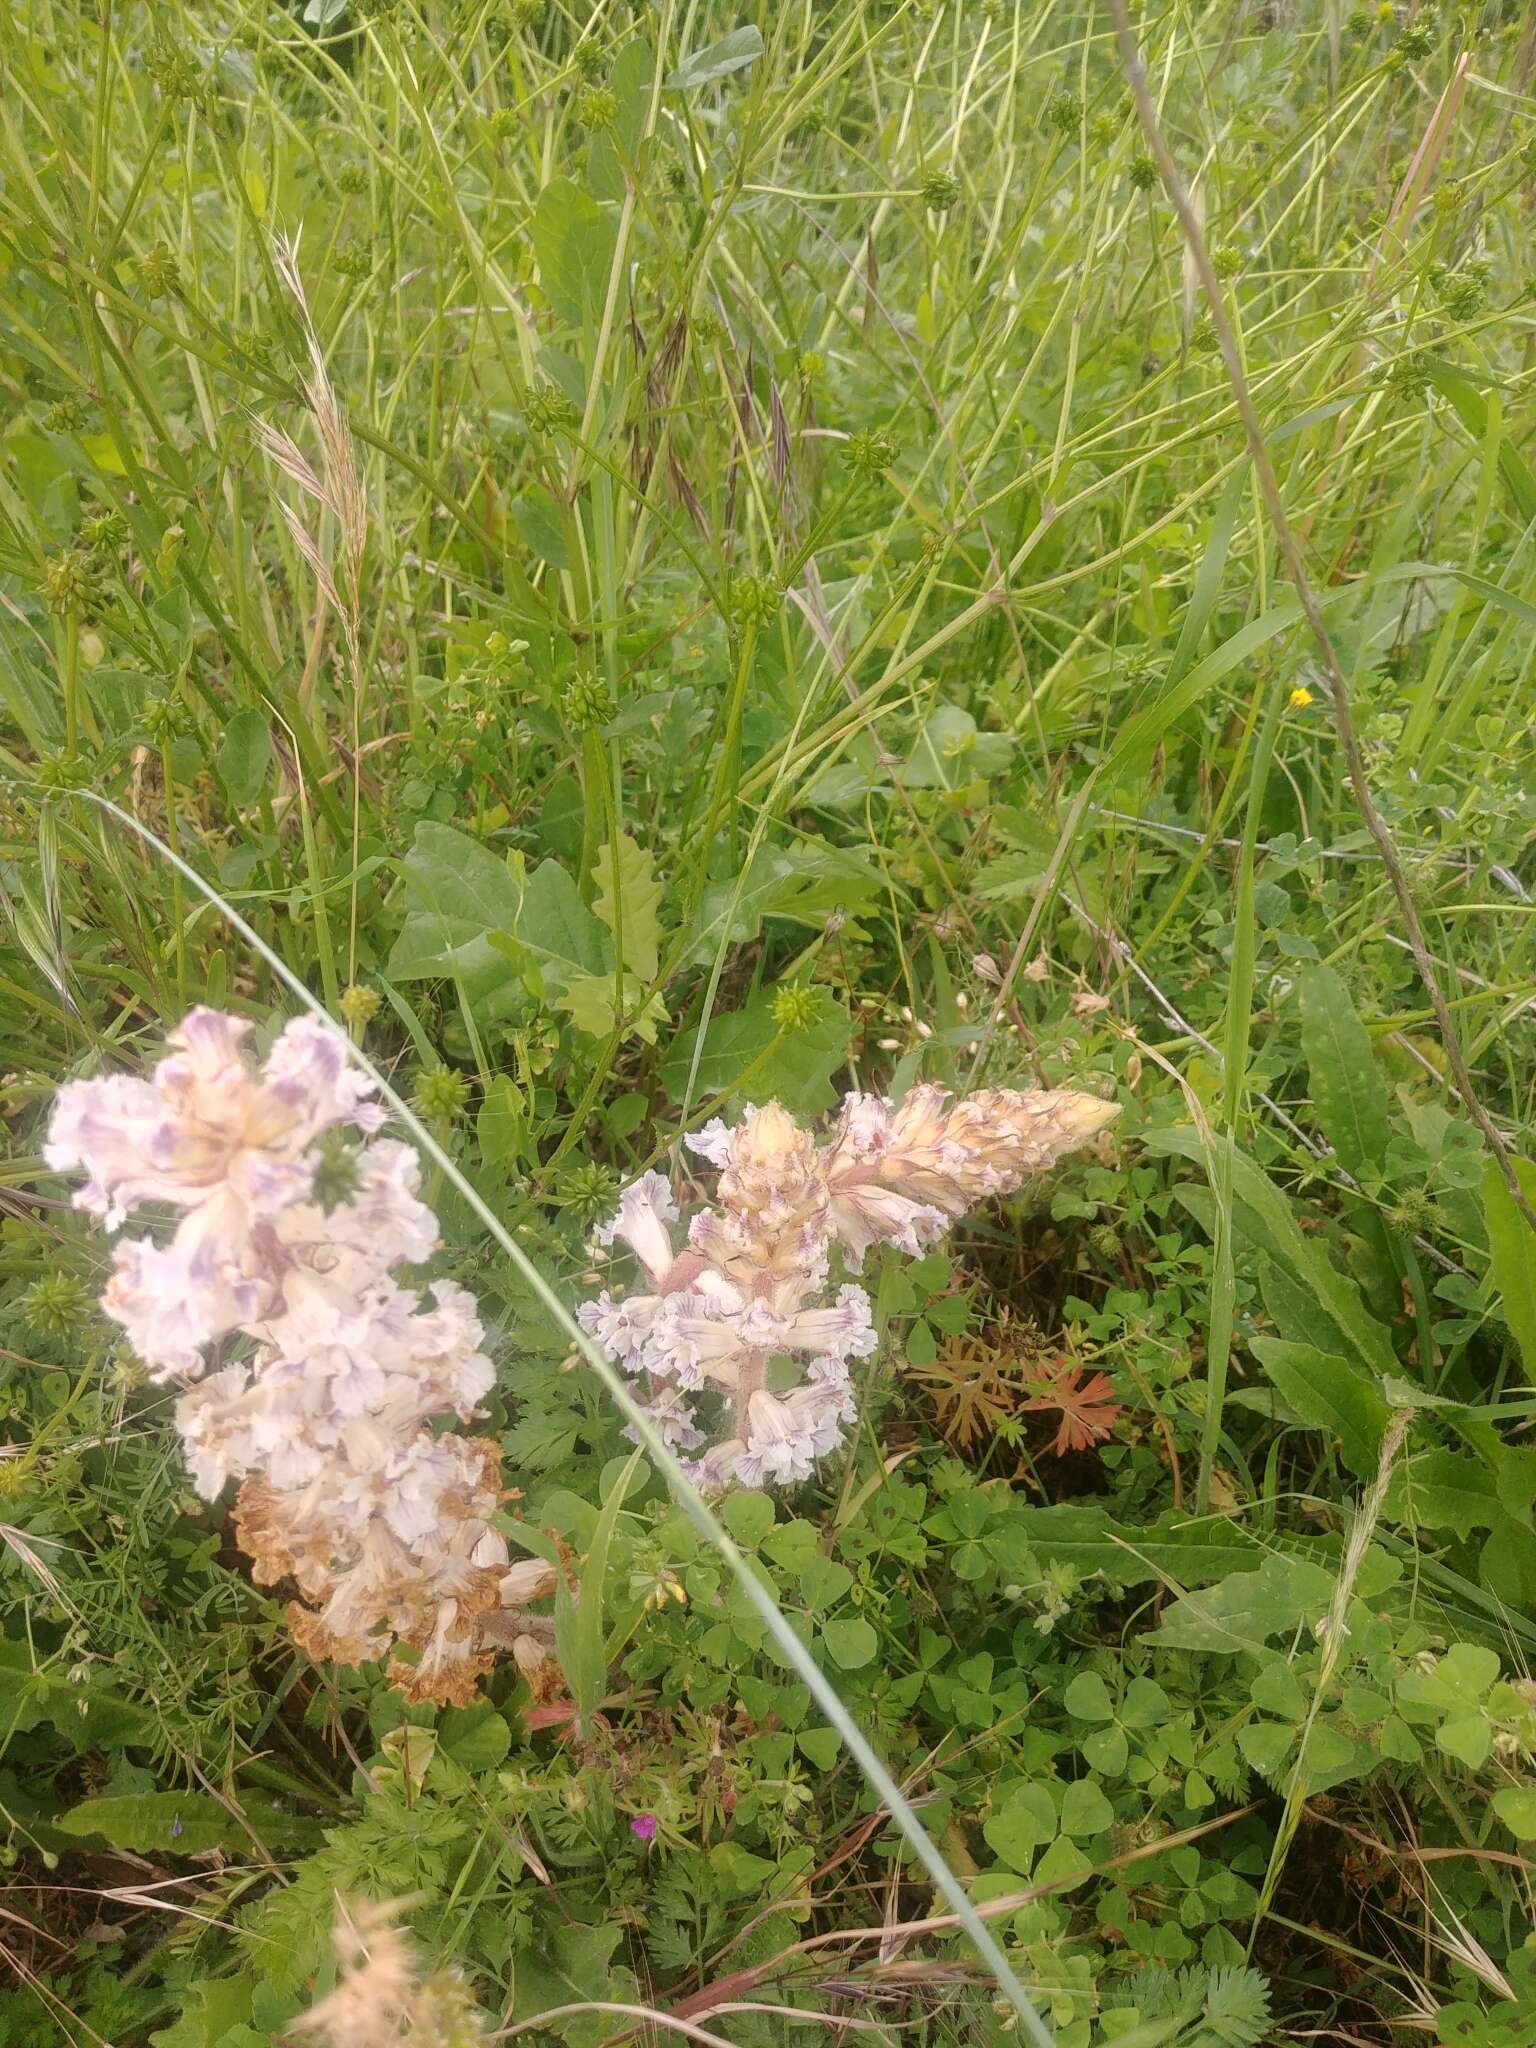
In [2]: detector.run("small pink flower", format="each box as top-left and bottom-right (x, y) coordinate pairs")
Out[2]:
(630, 1814), (658, 1841)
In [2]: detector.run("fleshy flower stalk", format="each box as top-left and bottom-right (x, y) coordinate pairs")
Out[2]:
(581, 1082), (1116, 1492)
(48, 1008), (555, 1706)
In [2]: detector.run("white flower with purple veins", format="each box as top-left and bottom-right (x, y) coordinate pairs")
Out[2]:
(50, 1007), (530, 1708)
(596, 1170), (679, 1286)
(577, 1290), (664, 1373)
(624, 1382), (705, 1453)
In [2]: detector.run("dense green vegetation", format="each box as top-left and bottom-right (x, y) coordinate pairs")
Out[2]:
(4, 0), (1536, 2040)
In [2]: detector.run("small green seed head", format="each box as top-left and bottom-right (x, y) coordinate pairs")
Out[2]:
(82, 508), (127, 555)
(575, 83), (617, 130)
(559, 1161), (619, 1223)
(136, 245), (181, 298)
(921, 167), (960, 211)
(17, 1272), (96, 1339)
(1128, 153), (1158, 193)
(337, 162), (369, 194)
(796, 349), (824, 383)
(43, 547), (94, 615)
(729, 572), (782, 632)
(573, 36), (604, 78)
(147, 44), (201, 101)
(562, 671), (617, 734)
(525, 381), (578, 435)
(1046, 90), (1082, 137)
(44, 397), (89, 435)
(843, 427), (895, 477)
(414, 1067), (472, 1124)
(339, 984), (382, 1031)
(771, 984), (821, 1033)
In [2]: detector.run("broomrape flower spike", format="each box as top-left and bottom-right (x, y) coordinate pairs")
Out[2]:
(47, 1008), (559, 1707)
(581, 1084), (1118, 1492)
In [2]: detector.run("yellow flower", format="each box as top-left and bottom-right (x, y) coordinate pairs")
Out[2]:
(1288, 686), (1314, 709)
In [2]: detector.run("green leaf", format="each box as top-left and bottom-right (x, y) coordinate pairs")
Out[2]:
(1058, 1777), (1113, 1837)
(387, 822), (525, 1016)
(593, 832), (662, 981)
(1141, 1553), (1337, 1657)
(1237, 1721), (1294, 1778)
(556, 1450), (642, 1725)
(216, 706), (271, 808)
(511, 487), (570, 567)
(661, 990), (851, 1115)
(666, 25), (763, 90)
(476, 1074), (525, 1168)
(1009, 1504), (1258, 1586)
(821, 1616), (878, 1670)
(531, 176), (619, 327)
(1482, 1156), (1536, 1382)
(56, 1790), (322, 1856)
(552, 969), (665, 1043)
(1436, 1711), (1492, 1771)
(901, 703), (1013, 790)
(439, 1704), (512, 1772)
(1248, 1338), (1389, 1478)
(722, 1490), (775, 1546)
(1148, 1127), (1395, 1373)
(1493, 1787), (1536, 1840)
(1387, 1449), (1504, 1538)
(1297, 966), (1390, 1185)
(688, 844), (885, 965)
(1063, 1671), (1115, 1722)
(510, 856), (609, 990)
(983, 1782), (1056, 1872)
(799, 1727), (842, 1770)
(149, 1976), (258, 2048)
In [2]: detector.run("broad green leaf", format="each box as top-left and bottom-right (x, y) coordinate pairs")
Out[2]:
(552, 970), (665, 1043)
(1058, 1777), (1113, 1837)
(438, 1703), (512, 1772)
(722, 1490), (775, 1546)
(821, 1615), (878, 1670)
(495, 857), (610, 999)
(476, 1074), (524, 1167)
(1148, 1127), (1394, 1373)
(56, 1790), (322, 1855)
(216, 706), (271, 808)
(387, 822), (526, 1016)
(661, 990), (851, 1115)
(1141, 1553), (1337, 1656)
(1062, 1671), (1115, 1722)
(1494, 1787), (1536, 1839)
(531, 177), (619, 328)
(509, 1920), (640, 2046)
(148, 1977), (258, 2048)
(593, 832), (661, 981)
(511, 487), (570, 567)
(1297, 966), (1389, 1185)
(901, 704), (1013, 789)
(1436, 1711), (1492, 1771)
(1248, 1338), (1389, 1478)
(666, 25), (763, 90)
(1009, 1504), (1259, 1586)
(1482, 1155), (1536, 1382)
(1387, 1449), (1503, 1538)
(983, 1782), (1056, 1872)
(689, 844), (885, 965)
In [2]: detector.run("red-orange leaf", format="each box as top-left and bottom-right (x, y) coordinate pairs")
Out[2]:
(1022, 1363), (1121, 1456)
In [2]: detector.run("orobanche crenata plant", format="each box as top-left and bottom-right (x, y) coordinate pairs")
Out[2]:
(49, 1009), (1116, 1704)
(580, 1085), (1120, 1490)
